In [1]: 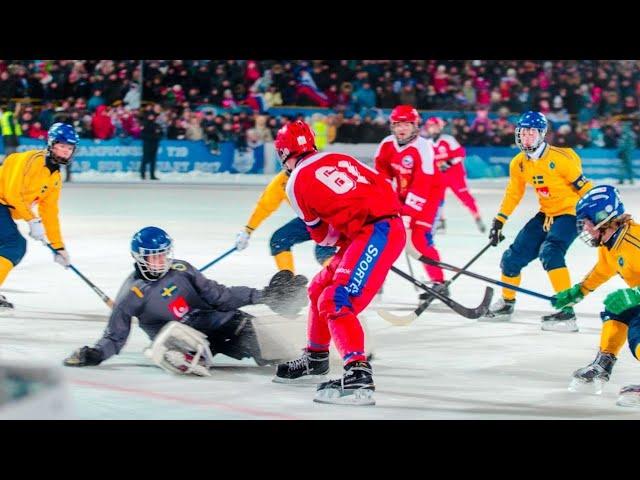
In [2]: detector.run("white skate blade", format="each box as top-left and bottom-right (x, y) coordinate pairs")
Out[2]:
(272, 373), (328, 385)
(616, 392), (640, 407)
(478, 313), (512, 323)
(541, 319), (579, 332)
(568, 376), (605, 395)
(313, 387), (375, 406)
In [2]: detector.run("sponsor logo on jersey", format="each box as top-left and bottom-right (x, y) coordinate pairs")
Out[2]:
(401, 155), (414, 168)
(336, 267), (352, 276)
(535, 186), (550, 198)
(171, 262), (187, 271)
(405, 191), (426, 211)
(168, 295), (190, 319)
(346, 244), (379, 296)
(549, 161), (555, 169)
(161, 283), (178, 297)
(618, 256), (624, 267)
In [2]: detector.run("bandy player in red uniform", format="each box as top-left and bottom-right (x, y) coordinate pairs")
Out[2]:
(272, 120), (405, 406)
(374, 105), (448, 298)
(425, 117), (485, 233)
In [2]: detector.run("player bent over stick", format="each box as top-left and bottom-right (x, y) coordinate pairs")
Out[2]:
(552, 185), (640, 407)
(64, 226), (308, 375)
(271, 120), (405, 406)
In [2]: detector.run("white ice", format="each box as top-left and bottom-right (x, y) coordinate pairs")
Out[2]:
(1, 178), (639, 419)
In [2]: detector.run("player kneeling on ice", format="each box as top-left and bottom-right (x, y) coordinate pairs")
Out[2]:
(552, 185), (640, 406)
(63, 226), (308, 376)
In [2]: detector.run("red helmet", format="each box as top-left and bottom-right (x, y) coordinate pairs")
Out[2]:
(390, 105), (420, 124)
(274, 120), (317, 162)
(426, 116), (445, 128)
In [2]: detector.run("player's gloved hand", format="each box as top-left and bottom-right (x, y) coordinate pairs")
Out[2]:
(604, 287), (640, 315)
(235, 228), (251, 251)
(53, 248), (71, 268)
(552, 284), (584, 310)
(437, 160), (452, 172)
(261, 270), (309, 316)
(28, 218), (46, 241)
(489, 218), (505, 247)
(63, 346), (104, 367)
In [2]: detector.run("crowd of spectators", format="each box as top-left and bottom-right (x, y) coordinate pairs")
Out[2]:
(2, 59), (640, 150)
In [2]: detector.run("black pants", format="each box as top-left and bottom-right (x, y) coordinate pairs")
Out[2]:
(141, 142), (158, 178)
(186, 310), (269, 365)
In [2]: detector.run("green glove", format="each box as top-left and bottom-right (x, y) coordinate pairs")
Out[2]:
(551, 284), (584, 310)
(604, 287), (640, 315)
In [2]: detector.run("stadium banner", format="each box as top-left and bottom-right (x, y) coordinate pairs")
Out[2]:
(2, 139), (638, 179)
(0, 139), (266, 174)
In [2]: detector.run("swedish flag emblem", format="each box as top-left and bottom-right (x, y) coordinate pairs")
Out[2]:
(161, 284), (177, 297)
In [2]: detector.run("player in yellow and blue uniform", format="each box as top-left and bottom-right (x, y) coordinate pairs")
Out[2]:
(552, 185), (640, 406)
(234, 169), (336, 274)
(484, 111), (593, 331)
(0, 123), (79, 309)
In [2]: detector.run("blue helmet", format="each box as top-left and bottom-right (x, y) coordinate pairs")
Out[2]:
(131, 227), (174, 281)
(47, 122), (80, 165)
(576, 185), (625, 246)
(515, 111), (548, 154)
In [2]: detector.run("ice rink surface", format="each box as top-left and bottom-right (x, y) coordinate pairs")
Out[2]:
(1, 177), (639, 419)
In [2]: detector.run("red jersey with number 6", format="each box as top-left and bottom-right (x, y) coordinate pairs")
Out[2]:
(286, 151), (401, 246)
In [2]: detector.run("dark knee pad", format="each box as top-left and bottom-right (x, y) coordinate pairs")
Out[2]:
(0, 234), (27, 266)
(500, 248), (526, 278)
(628, 328), (640, 360)
(269, 229), (295, 256)
(539, 240), (567, 271)
(314, 245), (335, 265)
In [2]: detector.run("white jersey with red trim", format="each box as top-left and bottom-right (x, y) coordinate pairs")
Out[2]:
(374, 134), (443, 219)
(432, 133), (465, 165)
(286, 151), (401, 246)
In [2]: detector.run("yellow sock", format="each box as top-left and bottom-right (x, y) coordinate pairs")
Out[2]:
(600, 320), (628, 357)
(274, 251), (294, 273)
(547, 267), (571, 293)
(635, 344), (640, 361)
(501, 273), (521, 301)
(0, 256), (14, 286)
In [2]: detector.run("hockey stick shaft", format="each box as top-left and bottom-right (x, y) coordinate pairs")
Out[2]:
(417, 255), (554, 302)
(413, 241), (493, 317)
(199, 246), (237, 272)
(379, 242), (493, 325)
(389, 266), (493, 319)
(404, 249), (419, 292)
(44, 243), (114, 308)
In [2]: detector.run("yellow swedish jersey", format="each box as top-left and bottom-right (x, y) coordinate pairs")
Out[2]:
(0, 150), (65, 249)
(245, 170), (290, 232)
(580, 221), (640, 294)
(496, 145), (593, 222)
